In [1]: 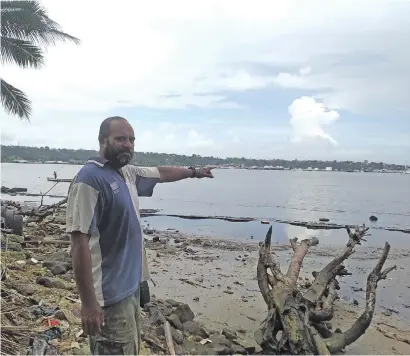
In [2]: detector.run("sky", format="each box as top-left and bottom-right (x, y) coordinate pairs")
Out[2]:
(1, 0), (410, 164)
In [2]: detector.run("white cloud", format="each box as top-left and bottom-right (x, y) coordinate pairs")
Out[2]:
(289, 96), (340, 145)
(2, 0), (409, 114)
(1, 0), (410, 163)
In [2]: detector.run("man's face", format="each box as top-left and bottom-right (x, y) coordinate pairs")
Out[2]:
(102, 120), (135, 168)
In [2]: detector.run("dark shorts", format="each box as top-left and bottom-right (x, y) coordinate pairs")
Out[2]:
(89, 289), (140, 355)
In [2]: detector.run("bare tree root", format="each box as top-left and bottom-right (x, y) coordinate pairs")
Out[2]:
(255, 225), (396, 355)
(304, 225), (368, 305)
(255, 227), (318, 354)
(323, 242), (396, 353)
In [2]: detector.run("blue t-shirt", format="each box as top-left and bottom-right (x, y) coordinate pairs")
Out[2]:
(66, 157), (160, 307)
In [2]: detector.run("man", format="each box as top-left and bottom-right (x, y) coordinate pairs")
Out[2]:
(66, 116), (214, 355)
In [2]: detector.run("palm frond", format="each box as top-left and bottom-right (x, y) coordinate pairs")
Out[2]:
(1, 0), (80, 46)
(1, 37), (44, 68)
(0, 78), (31, 120)
(1, 0), (48, 18)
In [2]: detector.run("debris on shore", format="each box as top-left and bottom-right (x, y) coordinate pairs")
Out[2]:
(1, 198), (409, 355)
(0, 199), (258, 355)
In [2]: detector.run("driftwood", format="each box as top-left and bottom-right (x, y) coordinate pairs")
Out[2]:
(255, 224), (397, 354)
(163, 321), (176, 355)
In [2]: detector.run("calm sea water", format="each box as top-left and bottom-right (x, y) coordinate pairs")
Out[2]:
(1, 163), (409, 247)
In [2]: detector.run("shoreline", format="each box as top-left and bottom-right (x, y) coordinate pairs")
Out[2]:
(143, 229), (410, 354)
(1, 201), (410, 354)
(3, 195), (410, 236)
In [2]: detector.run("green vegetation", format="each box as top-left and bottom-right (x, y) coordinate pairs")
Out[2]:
(1, 145), (407, 172)
(1, 0), (79, 120)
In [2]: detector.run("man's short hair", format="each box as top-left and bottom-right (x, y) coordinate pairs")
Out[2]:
(98, 116), (127, 142)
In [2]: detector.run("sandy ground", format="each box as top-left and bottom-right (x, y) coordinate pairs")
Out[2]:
(144, 228), (410, 355)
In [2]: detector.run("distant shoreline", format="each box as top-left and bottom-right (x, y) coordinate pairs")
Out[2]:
(2, 161), (409, 174)
(2, 144), (409, 170)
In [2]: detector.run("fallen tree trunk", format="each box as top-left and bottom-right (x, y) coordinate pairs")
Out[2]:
(255, 224), (396, 355)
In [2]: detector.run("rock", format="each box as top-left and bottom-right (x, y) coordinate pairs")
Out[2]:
(183, 321), (210, 338)
(174, 343), (184, 355)
(167, 314), (184, 330)
(369, 215), (378, 222)
(233, 339), (257, 354)
(55, 310), (68, 320)
(48, 251), (72, 264)
(143, 302), (156, 314)
(170, 327), (184, 345)
(36, 276), (53, 288)
(60, 273), (73, 282)
(50, 263), (69, 276)
(52, 280), (67, 289)
(72, 345), (90, 355)
(43, 261), (70, 275)
(7, 242), (22, 251)
(174, 303), (195, 323)
(27, 257), (39, 265)
(352, 299), (359, 306)
(149, 310), (166, 325)
(15, 284), (35, 296)
(236, 327), (246, 334)
(223, 290), (234, 295)
(231, 343), (247, 354)
(191, 335), (203, 342)
(165, 299), (181, 307)
(159, 304), (174, 317)
(222, 327), (238, 340)
(193, 296), (199, 302)
(209, 334), (231, 346)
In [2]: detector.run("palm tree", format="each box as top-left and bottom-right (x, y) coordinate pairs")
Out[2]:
(1, 0), (80, 120)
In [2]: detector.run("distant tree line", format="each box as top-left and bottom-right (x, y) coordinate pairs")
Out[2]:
(1, 145), (407, 171)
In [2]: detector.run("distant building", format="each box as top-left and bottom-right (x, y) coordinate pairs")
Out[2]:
(325, 167), (333, 171)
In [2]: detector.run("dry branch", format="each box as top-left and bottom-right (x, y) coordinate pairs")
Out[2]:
(287, 237), (319, 282)
(21, 197), (67, 217)
(324, 242), (396, 353)
(164, 321), (176, 355)
(304, 225), (368, 304)
(255, 227), (320, 354)
(309, 280), (339, 323)
(255, 224), (397, 355)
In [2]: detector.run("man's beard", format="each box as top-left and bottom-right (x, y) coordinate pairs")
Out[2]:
(104, 144), (133, 168)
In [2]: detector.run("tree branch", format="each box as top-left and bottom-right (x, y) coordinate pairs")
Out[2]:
(309, 280), (339, 322)
(286, 237), (319, 283)
(257, 226), (284, 309)
(304, 225), (368, 304)
(324, 242), (397, 353)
